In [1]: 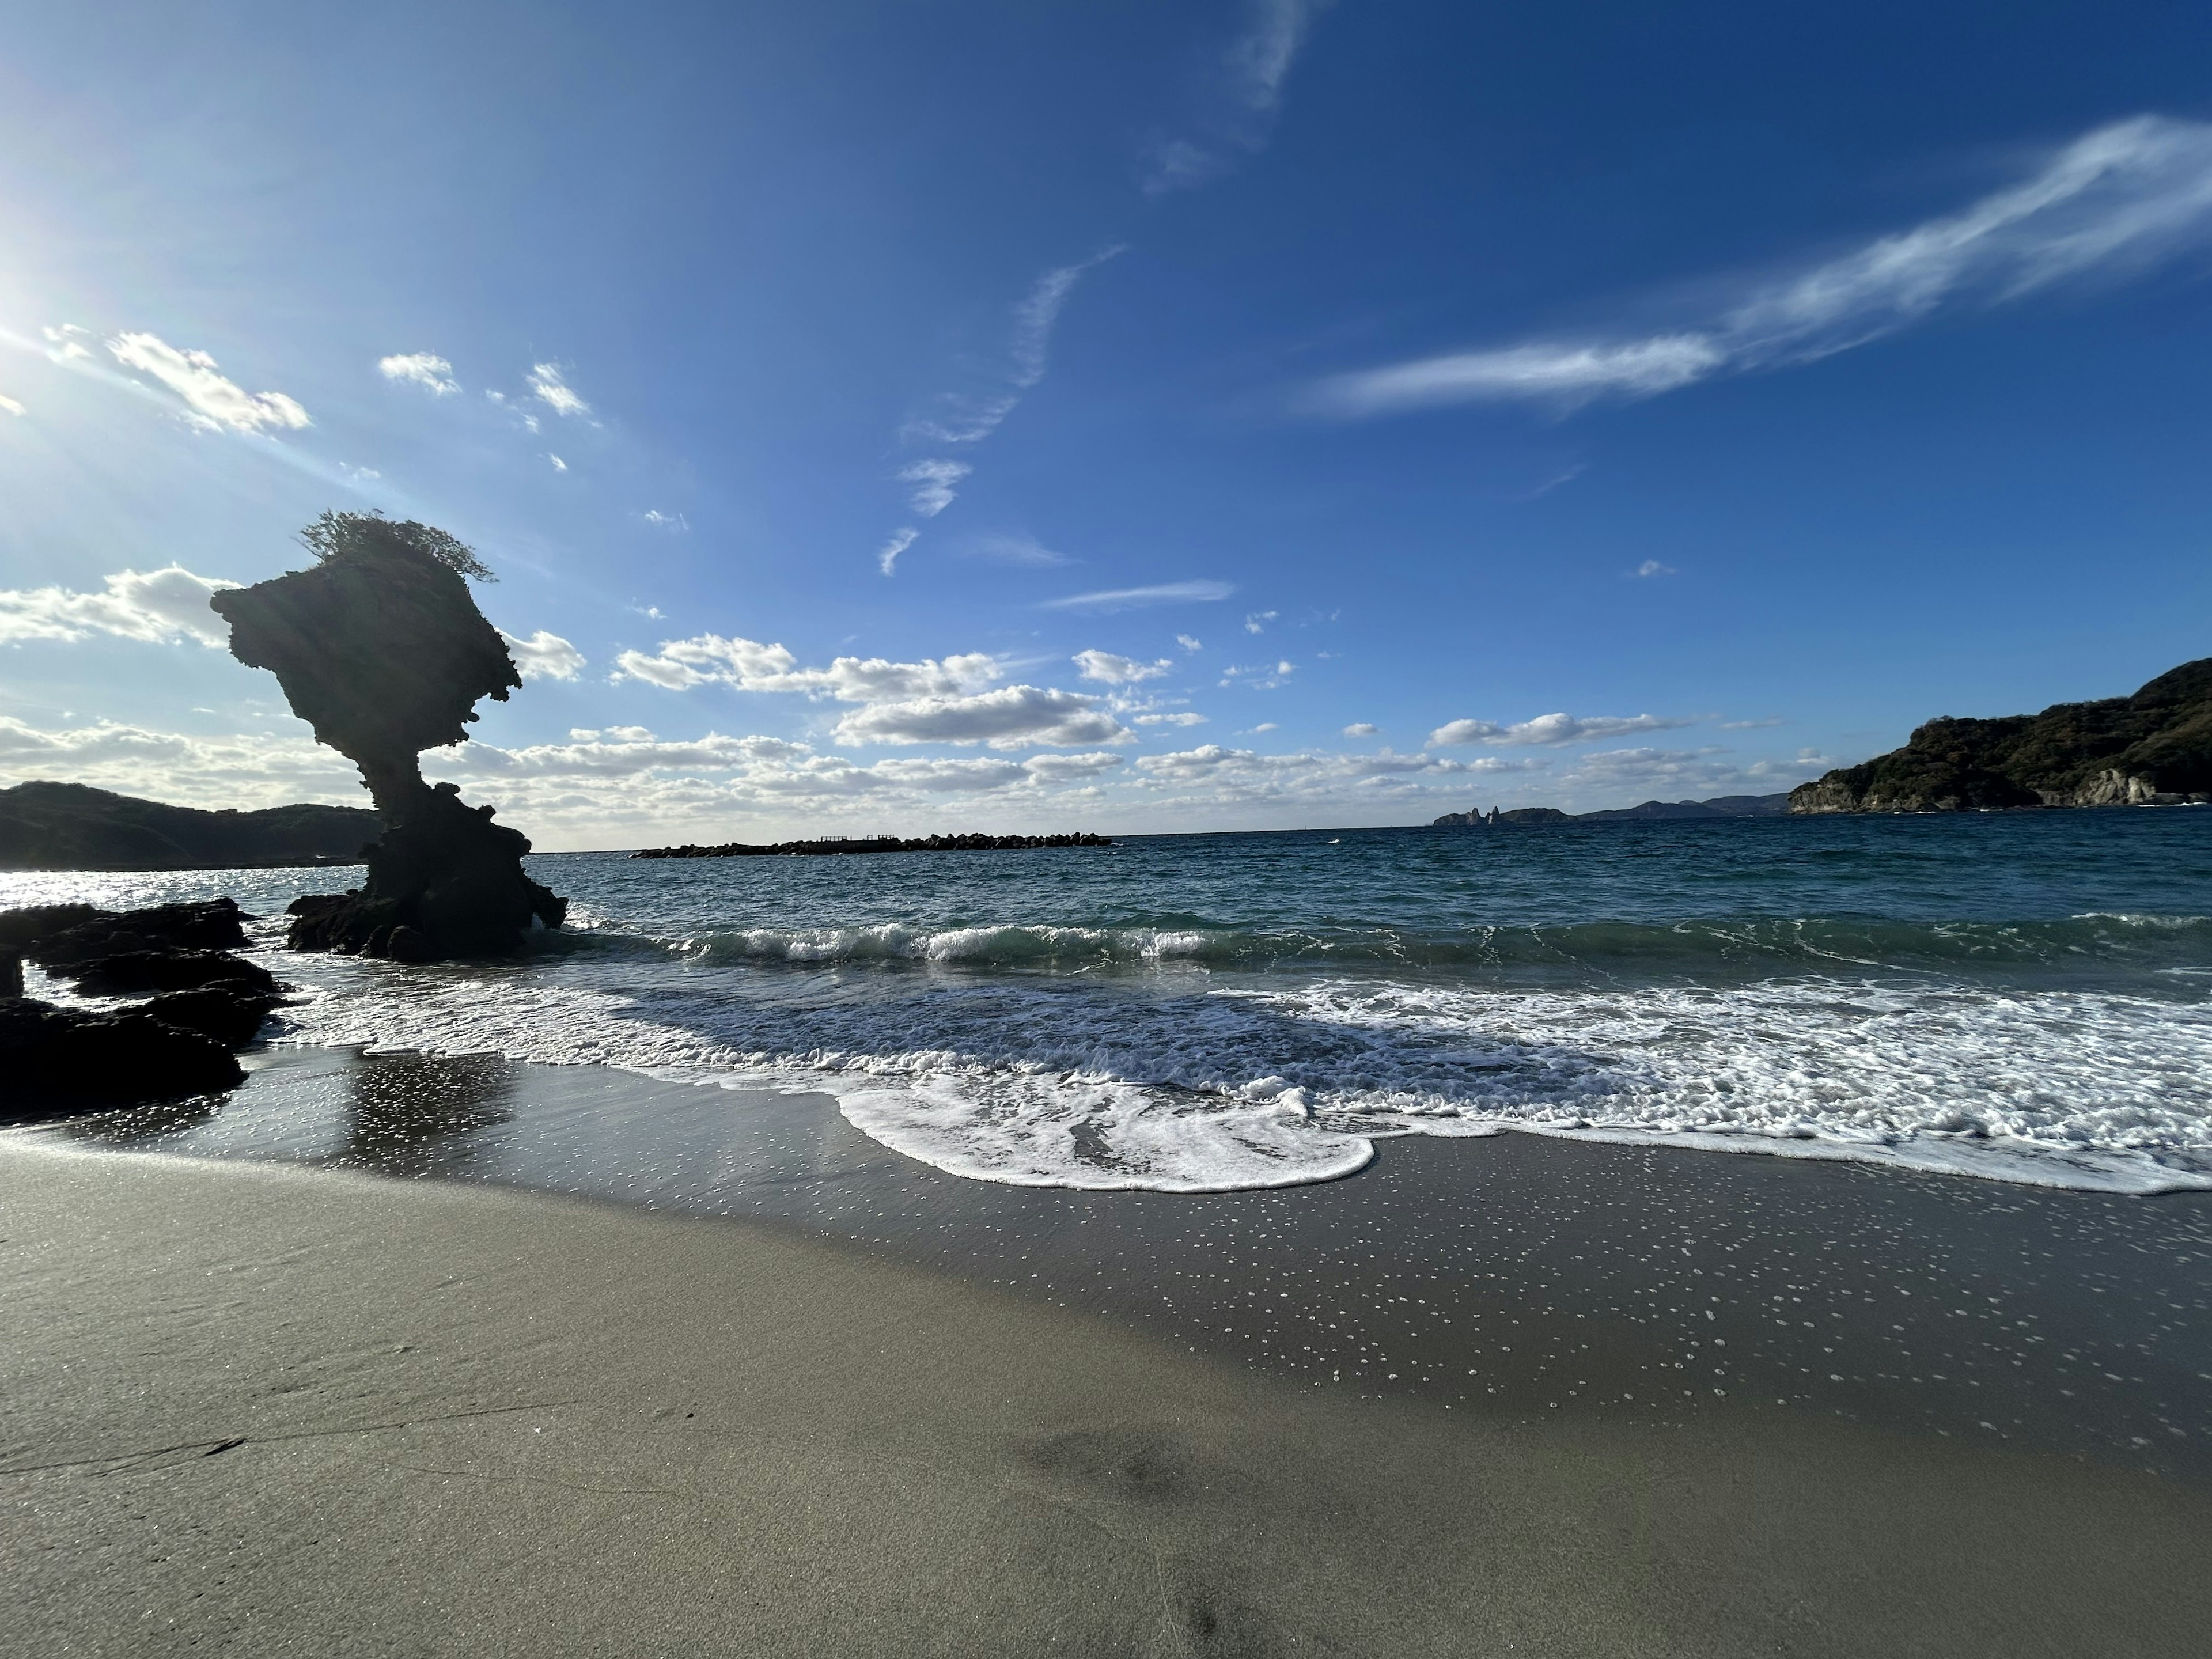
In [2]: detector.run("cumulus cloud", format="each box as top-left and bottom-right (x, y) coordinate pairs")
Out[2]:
(1343, 722), (1378, 737)
(834, 685), (1129, 750)
(1447, 713), (1672, 747)
(612, 634), (1003, 703)
(901, 459), (972, 518)
(0, 566), (238, 647)
(499, 629), (586, 681)
(1042, 580), (1235, 612)
(107, 334), (309, 434)
(878, 527), (919, 577)
(1177, 634), (1203, 653)
(1243, 610), (1278, 634)
(1073, 649), (1174, 685)
(1313, 115), (2212, 418)
(1428, 712), (1696, 748)
(528, 363), (590, 417)
(1135, 712), (1208, 727)
(379, 352), (459, 395)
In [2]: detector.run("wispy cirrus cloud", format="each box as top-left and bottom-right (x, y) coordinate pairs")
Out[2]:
(106, 334), (309, 434)
(528, 362), (590, 418)
(1041, 579), (1235, 612)
(0, 392), (24, 417)
(1313, 115), (2212, 418)
(379, 351), (459, 395)
(903, 248), (1124, 446)
(1145, 0), (1334, 195)
(1428, 712), (1696, 748)
(900, 458), (971, 517)
(877, 527), (919, 577)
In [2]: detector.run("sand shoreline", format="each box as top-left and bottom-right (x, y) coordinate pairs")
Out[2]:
(6, 1137), (2212, 1656)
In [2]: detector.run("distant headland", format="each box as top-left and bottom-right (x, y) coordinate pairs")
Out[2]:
(634, 832), (1112, 859)
(1433, 794), (1789, 828)
(1790, 656), (2212, 813)
(0, 781), (376, 872)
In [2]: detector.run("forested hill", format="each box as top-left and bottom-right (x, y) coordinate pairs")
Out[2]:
(0, 781), (377, 870)
(1791, 658), (2212, 813)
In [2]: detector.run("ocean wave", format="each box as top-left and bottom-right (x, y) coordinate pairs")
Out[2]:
(280, 950), (2212, 1196)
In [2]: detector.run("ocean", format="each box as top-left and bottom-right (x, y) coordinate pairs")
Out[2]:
(9, 808), (2211, 1195)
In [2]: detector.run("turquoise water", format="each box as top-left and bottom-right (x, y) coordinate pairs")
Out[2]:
(9, 810), (2211, 1192)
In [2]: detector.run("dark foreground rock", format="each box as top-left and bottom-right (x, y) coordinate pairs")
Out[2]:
(634, 831), (1112, 859)
(0, 999), (244, 1116)
(1791, 657), (2212, 814)
(210, 513), (566, 960)
(0, 898), (280, 1114)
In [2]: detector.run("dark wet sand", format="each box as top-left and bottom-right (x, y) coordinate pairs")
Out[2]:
(7, 1141), (2212, 1659)
(36, 1045), (2212, 1482)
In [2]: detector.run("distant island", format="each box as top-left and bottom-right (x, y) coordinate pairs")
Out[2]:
(1791, 657), (2212, 813)
(0, 782), (377, 872)
(635, 832), (1112, 859)
(1433, 793), (1789, 828)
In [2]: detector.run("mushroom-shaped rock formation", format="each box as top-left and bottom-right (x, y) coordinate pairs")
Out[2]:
(210, 513), (566, 959)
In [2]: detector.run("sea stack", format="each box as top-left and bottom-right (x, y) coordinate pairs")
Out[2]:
(211, 512), (566, 960)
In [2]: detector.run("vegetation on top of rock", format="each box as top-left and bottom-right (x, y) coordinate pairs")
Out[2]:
(1790, 657), (2212, 814)
(298, 510), (495, 582)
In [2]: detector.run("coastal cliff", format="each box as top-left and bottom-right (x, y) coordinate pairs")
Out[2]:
(1791, 657), (2212, 814)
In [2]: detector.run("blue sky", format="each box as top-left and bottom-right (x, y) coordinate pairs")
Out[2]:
(2, 0), (2209, 847)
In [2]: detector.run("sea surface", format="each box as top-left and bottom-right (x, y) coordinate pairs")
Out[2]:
(9, 810), (2212, 1195)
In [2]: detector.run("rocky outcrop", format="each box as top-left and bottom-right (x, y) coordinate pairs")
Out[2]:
(209, 514), (565, 959)
(1791, 657), (2212, 814)
(1433, 807), (1572, 827)
(0, 899), (283, 1115)
(0, 781), (376, 872)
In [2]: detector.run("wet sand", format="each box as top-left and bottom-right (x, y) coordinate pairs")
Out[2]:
(34, 1045), (2212, 1480)
(7, 1139), (2212, 1658)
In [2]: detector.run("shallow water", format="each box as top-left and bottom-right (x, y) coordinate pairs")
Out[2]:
(8, 809), (2211, 1193)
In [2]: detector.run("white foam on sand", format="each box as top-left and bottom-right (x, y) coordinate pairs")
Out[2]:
(276, 942), (2212, 1195)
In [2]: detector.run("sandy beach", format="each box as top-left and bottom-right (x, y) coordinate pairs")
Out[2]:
(7, 1127), (2212, 1657)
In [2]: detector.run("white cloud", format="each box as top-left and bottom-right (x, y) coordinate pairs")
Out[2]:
(0, 393), (24, 416)
(1635, 559), (1677, 578)
(1135, 712), (1208, 727)
(1021, 751), (1127, 783)
(528, 363), (590, 417)
(1343, 722), (1378, 737)
(1073, 649), (1173, 684)
(378, 352), (459, 395)
(1220, 660), (1295, 690)
(1244, 609), (1278, 634)
(905, 250), (1124, 444)
(549, 454), (568, 472)
(833, 685), (1129, 750)
(499, 629), (586, 681)
(1718, 717), (1786, 730)
(900, 459), (971, 518)
(0, 566), (238, 647)
(107, 333), (310, 433)
(1145, 0), (1334, 194)
(878, 527), (919, 577)
(1314, 115), (2212, 417)
(612, 634), (1002, 703)
(642, 509), (688, 531)
(41, 324), (93, 362)
(1041, 580), (1235, 612)
(966, 533), (1069, 566)
(1177, 634), (1203, 653)
(1249, 722), (1278, 733)
(1427, 712), (1697, 748)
